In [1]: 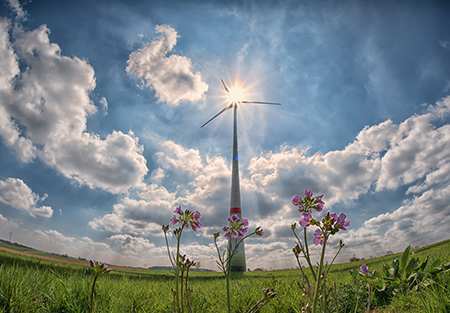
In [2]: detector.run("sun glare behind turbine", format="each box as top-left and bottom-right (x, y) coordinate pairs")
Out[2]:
(227, 84), (247, 104)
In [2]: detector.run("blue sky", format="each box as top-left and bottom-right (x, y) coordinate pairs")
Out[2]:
(1, 0), (450, 270)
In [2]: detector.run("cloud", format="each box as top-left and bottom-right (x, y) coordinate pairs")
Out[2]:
(7, 220), (176, 267)
(0, 19), (36, 162)
(0, 213), (19, 230)
(377, 97), (450, 190)
(30, 230), (126, 263)
(356, 119), (397, 152)
(89, 184), (176, 236)
(0, 20), (148, 193)
(42, 130), (148, 194)
(341, 182), (450, 260)
(126, 25), (208, 105)
(440, 40), (450, 50)
(90, 93), (450, 225)
(95, 93), (450, 269)
(247, 143), (381, 209)
(86, 97), (450, 268)
(108, 234), (155, 255)
(154, 141), (232, 226)
(30, 206), (53, 218)
(245, 96), (450, 213)
(0, 177), (53, 218)
(34, 229), (75, 244)
(156, 140), (204, 175)
(5, 0), (26, 20)
(89, 140), (232, 238)
(99, 96), (108, 112)
(245, 241), (294, 270)
(242, 96), (450, 262)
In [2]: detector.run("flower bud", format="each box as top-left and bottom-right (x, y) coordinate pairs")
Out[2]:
(255, 227), (264, 237)
(292, 244), (302, 257)
(90, 259), (111, 276)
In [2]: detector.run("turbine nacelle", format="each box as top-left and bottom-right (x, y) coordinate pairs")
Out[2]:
(200, 79), (281, 128)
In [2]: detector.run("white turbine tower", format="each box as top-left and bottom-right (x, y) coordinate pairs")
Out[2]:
(201, 79), (280, 272)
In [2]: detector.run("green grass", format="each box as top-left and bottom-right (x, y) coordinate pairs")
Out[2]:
(0, 242), (87, 263)
(0, 242), (37, 253)
(1, 239), (450, 312)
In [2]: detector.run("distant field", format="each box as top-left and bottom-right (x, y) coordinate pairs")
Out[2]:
(1, 239), (449, 312)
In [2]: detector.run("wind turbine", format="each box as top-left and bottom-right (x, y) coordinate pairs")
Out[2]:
(201, 79), (280, 272)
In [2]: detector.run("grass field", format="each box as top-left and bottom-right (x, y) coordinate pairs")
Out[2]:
(1, 240), (450, 312)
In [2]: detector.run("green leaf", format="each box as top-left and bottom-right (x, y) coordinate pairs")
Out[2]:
(429, 261), (450, 276)
(430, 258), (441, 268)
(405, 257), (419, 277)
(393, 258), (400, 278)
(442, 261), (450, 271)
(418, 255), (429, 272)
(399, 245), (411, 279)
(375, 280), (386, 292)
(381, 276), (400, 283)
(382, 264), (391, 277)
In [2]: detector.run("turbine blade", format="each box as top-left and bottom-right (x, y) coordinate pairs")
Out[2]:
(221, 79), (230, 93)
(201, 104), (232, 128)
(241, 101), (281, 105)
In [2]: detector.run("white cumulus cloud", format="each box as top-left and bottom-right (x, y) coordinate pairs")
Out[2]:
(0, 20), (148, 194)
(341, 182), (450, 260)
(126, 25), (208, 105)
(0, 177), (53, 218)
(377, 97), (450, 190)
(108, 234), (155, 255)
(89, 184), (176, 236)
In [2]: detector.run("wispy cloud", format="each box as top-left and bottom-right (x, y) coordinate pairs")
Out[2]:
(5, 0), (26, 20)
(440, 40), (450, 50)
(0, 213), (19, 230)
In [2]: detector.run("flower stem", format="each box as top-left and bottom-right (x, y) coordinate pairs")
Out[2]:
(294, 255), (311, 290)
(312, 234), (328, 313)
(90, 275), (98, 313)
(186, 267), (192, 313)
(304, 227), (317, 281)
(164, 232), (175, 268)
(226, 272), (231, 313)
(175, 229), (182, 312)
(324, 244), (343, 278)
(180, 268), (184, 313)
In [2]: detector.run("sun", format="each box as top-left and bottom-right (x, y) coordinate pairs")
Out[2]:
(224, 80), (251, 104)
(228, 85), (246, 103)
